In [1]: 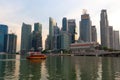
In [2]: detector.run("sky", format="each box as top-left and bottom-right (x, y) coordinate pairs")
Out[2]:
(0, 0), (120, 51)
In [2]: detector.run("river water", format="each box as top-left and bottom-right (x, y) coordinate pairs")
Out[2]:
(0, 54), (120, 80)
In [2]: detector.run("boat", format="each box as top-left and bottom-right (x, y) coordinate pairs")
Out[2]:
(26, 52), (46, 59)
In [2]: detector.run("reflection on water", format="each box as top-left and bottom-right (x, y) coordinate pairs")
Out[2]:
(0, 54), (120, 80)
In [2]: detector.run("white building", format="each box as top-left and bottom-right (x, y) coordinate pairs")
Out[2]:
(70, 42), (99, 54)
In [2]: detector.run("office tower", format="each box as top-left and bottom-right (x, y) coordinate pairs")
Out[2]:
(0, 24), (8, 52)
(34, 23), (42, 33)
(68, 19), (76, 43)
(21, 23), (32, 53)
(62, 17), (68, 31)
(48, 17), (57, 50)
(79, 11), (92, 42)
(53, 25), (61, 50)
(108, 26), (113, 49)
(113, 31), (119, 50)
(45, 35), (50, 50)
(6, 33), (17, 53)
(32, 23), (42, 51)
(91, 26), (97, 42)
(100, 9), (110, 48)
(60, 31), (70, 50)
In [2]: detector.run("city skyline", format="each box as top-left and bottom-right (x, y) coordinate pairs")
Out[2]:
(0, 0), (120, 51)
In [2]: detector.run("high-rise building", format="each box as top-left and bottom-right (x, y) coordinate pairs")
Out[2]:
(32, 23), (42, 51)
(45, 35), (50, 50)
(34, 23), (42, 33)
(48, 17), (57, 50)
(62, 17), (68, 31)
(53, 25), (60, 50)
(108, 26), (113, 49)
(100, 9), (110, 48)
(113, 31), (119, 50)
(0, 24), (8, 52)
(79, 12), (92, 42)
(60, 31), (70, 50)
(21, 23), (32, 53)
(91, 26), (97, 42)
(6, 33), (17, 53)
(68, 19), (76, 43)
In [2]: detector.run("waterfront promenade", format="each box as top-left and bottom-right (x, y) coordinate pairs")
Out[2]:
(46, 50), (120, 57)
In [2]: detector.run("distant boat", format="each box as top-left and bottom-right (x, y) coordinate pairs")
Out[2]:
(26, 52), (46, 59)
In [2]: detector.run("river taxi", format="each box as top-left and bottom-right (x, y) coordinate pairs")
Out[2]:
(26, 52), (46, 59)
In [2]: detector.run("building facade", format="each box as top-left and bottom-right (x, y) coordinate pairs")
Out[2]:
(32, 23), (42, 51)
(21, 23), (32, 53)
(6, 34), (17, 53)
(91, 26), (97, 42)
(45, 35), (50, 50)
(0, 24), (8, 52)
(60, 31), (70, 50)
(80, 13), (92, 42)
(62, 17), (68, 31)
(48, 17), (57, 50)
(100, 9), (110, 48)
(108, 26), (113, 49)
(113, 31), (119, 50)
(53, 26), (60, 50)
(70, 42), (99, 55)
(68, 19), (76, 43)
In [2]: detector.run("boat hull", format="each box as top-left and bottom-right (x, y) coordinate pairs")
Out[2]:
(27, 56), (46, 59)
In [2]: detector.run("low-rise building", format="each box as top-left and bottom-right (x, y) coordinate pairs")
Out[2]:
(70, 42), (99, 55)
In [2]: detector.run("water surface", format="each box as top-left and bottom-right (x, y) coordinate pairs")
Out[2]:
(0, 54), (120, 80)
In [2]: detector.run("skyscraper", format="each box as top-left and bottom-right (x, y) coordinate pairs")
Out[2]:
(113, 31), (119, 50)
(60, 31), (70, 50)
(91, 26), (97, 42)
(79, 12), (92, 42)
(0, 24), (8, 52)
(6, 33), (17, 53)
(100, 9), (110, 48)
(68, 19), (76, 43)
(21, 23), (32, 53)
(108, 26), (113, 49)
(32, 23), (42, 51)
(48, 17), (57, 50)
(62, 17), (68, 31)
(34, 23), (42, 33)
(53, 25), (60, 50)
(45, 35), (50, 50)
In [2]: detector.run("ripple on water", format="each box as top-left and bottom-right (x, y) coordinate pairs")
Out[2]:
(115, 72), (120, 80)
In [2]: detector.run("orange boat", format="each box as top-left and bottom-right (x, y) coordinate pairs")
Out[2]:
(27, 52), (46, 59)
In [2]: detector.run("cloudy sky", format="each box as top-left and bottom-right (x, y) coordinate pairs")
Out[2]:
(0, 0), (120, 51)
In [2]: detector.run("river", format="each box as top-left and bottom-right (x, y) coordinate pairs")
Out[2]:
(0, 54), (120, 80)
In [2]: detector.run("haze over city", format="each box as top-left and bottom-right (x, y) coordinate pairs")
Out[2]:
(0, 0), (120, 51)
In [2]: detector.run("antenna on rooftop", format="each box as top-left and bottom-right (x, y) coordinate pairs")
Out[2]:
(10, 30), (14, 34)
(82, 9), (87, 14)
(10, 30), (12, 33)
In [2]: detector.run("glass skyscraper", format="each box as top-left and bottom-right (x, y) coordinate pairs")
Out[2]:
(0, 24), (8, 52)
(32, 23), (42, 51)
(54, 25), (60, 50)
(6, 33), (17, 53)
(21, 23), (32, 53)
(91, 26), (97, 42)
(100, 9), (110, 48)
(62, 17), (68, 31)
(108, 26), (113, 49)
(113, 31), (119, 50)
(80, 13), (92, 42)
(68, 19), (76, 43)
(60, 31), (70, 50)
(48, 17), (57, 50)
